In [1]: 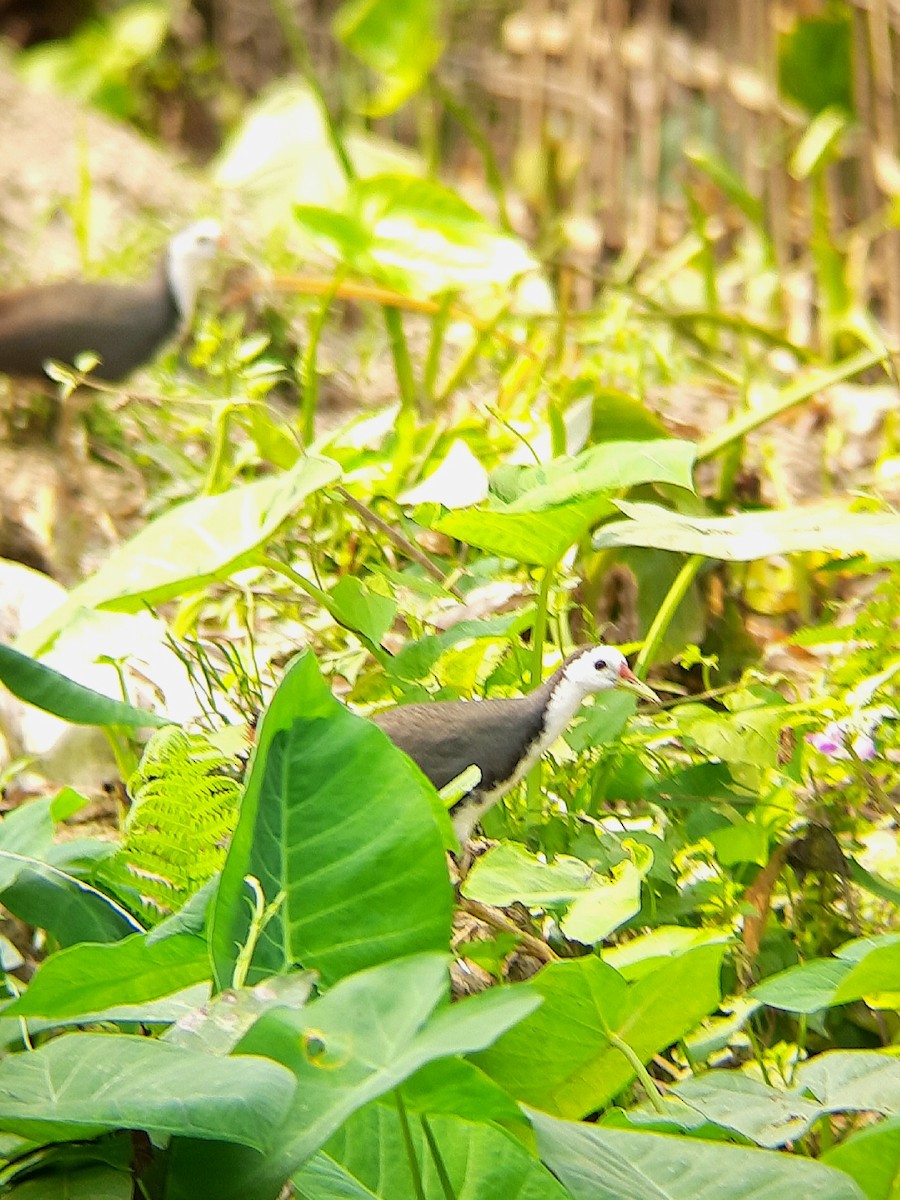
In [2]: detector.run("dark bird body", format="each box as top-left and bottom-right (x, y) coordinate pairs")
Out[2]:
(0, 220), (221, 383)
(0, 264), (178, 381)
(373, 671), (559, 796)
(372, 645), (658, 840)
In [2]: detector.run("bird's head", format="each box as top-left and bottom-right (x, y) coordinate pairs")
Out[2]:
(166, 219), (224, 318)
(563, 645), (659, 704)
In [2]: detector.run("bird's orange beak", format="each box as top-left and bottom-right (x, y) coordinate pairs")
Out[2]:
(617, 661), (659, 704)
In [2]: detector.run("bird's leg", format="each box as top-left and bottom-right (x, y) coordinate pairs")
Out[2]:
(55, 384), (90, 466)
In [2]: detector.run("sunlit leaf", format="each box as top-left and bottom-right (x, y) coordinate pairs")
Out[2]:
(475, 947), (724, 1117)
(0, 1033), (295, 1149)
(210, 649), (454, 990)
(593, 502), (900, 563)
(0, 643), (168, 730)
(297, 174), (536, 296)
(17, 456), (341, 657)
(334, 0), (444, 116)
(530, 1109), (865, 1199)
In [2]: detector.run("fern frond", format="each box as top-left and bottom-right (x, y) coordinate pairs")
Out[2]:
(100, 725), (242, 921)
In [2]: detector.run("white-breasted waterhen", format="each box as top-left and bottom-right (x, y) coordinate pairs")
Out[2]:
(373, 644), (658, 841)
(0, 219), (222, 383)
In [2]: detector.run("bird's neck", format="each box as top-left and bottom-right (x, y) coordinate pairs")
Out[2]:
(164, 253), (198, 324)
(537, 666), (590, 744)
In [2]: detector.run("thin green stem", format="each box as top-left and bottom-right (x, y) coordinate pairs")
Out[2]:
(525, 563), (557, 820)
(745, 1020), (773, 1086)
(423, 293), (453, 406)
(430, 78), (512, 232)
(531, 565), (555, 686)
(259, 554), (327, 605)
(697, 347), (884, 461)
(337, 488), (462, 596)
(302, 273), (343, 445)
(232, 877), (284, 990)
(635, 554), (704, 677)
(203, 403), (235, 495)
(260, 553), (390, 666)
(384, 305), (419, 415)
(268, 0), (355, 181)
(395, 1091), (427, 1200)
(601, 1023), (667, 1114)
(436, 311), (507, 404)
(817, 1112), (833, 1154)
(792, 1014), (808, 1085)
(421, 1115), (457, 1200)
(101, 727), (138, 785)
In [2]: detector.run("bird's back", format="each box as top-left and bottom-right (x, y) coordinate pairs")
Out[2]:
(372, 691), (548, 795)
(0, 264), (177, 382)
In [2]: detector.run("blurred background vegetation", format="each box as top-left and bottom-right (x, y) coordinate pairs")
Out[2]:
(0, 5), (898, 1193)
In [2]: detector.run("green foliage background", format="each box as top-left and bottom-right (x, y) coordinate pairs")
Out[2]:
(0, 1), (898, 1198)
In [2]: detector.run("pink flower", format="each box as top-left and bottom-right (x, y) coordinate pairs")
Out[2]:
(851, 733), (877, 762)
(807, 723), (851, 759)
(807, 708), (893, 762)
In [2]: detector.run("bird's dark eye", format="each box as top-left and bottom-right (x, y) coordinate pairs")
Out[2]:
(594, 659), (607, 671)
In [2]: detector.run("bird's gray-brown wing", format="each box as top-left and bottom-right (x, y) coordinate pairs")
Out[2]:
(0, 270), (177, 381)
(372, 694), (546, 794)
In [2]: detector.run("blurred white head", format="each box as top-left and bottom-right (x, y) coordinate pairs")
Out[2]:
(166, 219), (223, 320)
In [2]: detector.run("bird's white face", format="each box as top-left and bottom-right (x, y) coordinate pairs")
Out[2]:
(166, 219), (223, 318)
(170, 219), (223, 266)
(564, 645), (659, 703)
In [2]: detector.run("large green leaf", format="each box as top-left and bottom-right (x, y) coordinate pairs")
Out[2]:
(0, 1033), (295, 1149)
(296, 174), (536, 296)
(0, 793), (77, 891)
(474, 946), (724, 1117)
(165, 953), (540, 1200)
(0, 794), (140, 946)
(530, 1109), (866, 1200)
(400, 1058), (527, 1127)
(434, 497), (614, 566)
(210, 649), (453, 990)
(462, 842), (652, 945)
(0, 859), (139, 948)
(7, 1164), (131, 1200)
(751, 939), (900, 1014)
(17, 455), (341, 656)
(328, 575), (398, 647)
(432, 439), (695, 566)
(0, 986), (210, 1048)
(666, 1052), (900, 1148)
(163, 973), (316, 1056)
(334, 0), (444, 115)
(779, 10), (854, 117)
(822, 1115), (900, 1200)
(5, 932), (209, 1019)
(493, 439), (696, 511)
(833, 942), (900, 1006)
(294, 1105), (567, 1199)
(0, 643), (169, 729)
(593, 502), (900, 563)
(215, 81), (423, 227)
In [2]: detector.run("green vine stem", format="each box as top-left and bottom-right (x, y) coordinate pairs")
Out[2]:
(259, 554), (390, 667)
(635, 554), (704, 678)
(421, 1114), (457, 1200)
(395, 1091), (427, 1200)
(384, 305), (419, 416)
(525, 561), (558, 820)
(697, 347), (884, 461)
(267, 0), (355, 182)
(302, 273), (343, 446)
(600, 1022), (668, 1114)
(202, 403), (236, 495)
